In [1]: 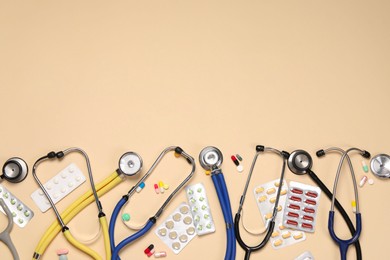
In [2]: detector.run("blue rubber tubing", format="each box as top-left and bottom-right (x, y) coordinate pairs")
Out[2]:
(109, 197), (127, 254)
(111, 220), (154, 260)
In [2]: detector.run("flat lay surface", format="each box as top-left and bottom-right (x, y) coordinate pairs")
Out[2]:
(1, 1), (389, 259)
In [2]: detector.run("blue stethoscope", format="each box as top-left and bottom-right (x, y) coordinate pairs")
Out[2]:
(317, 147), (370, 260)
(199, 146), (236, 260)
(109, 146), (195, 260)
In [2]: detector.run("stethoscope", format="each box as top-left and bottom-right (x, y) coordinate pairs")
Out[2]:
(1, 157), (28, 183)
(234, 145), (289, 260)
(317, 147), (370, 260)
(287, 149), (363, 260)
(199, 146), (236, 260)
(110, 146), (195, 260)
(370, 154), (390, 178)
(0, 198), (19, 260)
(32, 148), (111, 260)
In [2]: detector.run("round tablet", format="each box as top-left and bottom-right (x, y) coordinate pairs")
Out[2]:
(368, 179), (374, 185)
(172, 242), (181, 250)
(179, 234), (188, 243)
(173, 213), (182, 222)
(180, 206), (189, 214)
(169, 231), (178, 240)
(165, 220), (174, 229)
(186, 227), (195, 235)
(158, 228), (167, 236)
(237, 165), (244, 172)
(183, 216), (193, 225)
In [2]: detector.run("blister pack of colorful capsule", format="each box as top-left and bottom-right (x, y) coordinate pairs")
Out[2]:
(253, 179), (306, 249)
(185, 183), (215, 235)
(283, 181), (321, 232)
(0, 184), (34, 228)
(155, 202), (197, 254)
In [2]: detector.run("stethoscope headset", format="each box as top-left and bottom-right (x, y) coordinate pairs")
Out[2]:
(234, 145), (289, 260)
(288, 149), (367, 260)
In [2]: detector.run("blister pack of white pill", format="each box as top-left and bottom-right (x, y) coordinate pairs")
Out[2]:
(0, 184), (34, 228)
(295, 251), (315, 260)
(283, 181), (321, 232)
(155, 202), (197, 254)
(185, 183), (215, 235)
(31, 163), (86, 212)
(253, 179), (306, 249)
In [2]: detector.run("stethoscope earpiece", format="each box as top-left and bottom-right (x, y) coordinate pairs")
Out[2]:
(288, 150), (312, 175)
(1, 157), (28, 183)
(118, 152), (143, 176)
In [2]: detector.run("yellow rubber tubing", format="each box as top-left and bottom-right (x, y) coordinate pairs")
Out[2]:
(33, 172), (122, 259)
(63, 229), (102, 260)
(99, 215), (111, 260)
(35, 171), (118, 254)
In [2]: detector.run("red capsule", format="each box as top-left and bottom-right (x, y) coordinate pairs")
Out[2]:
(231, 155), (239, 166)
(287, 212), (299, 218)
(305, 199), (316, 205)
(303, 207), (315, 214)
(291, 188), (303, 194)
(290, 196), (302, 202)
(287, 220), (298, 226)
(302, 223), (313, 229)
(288, 204), (300, 210)
(305, 191), (318, 198)
(303, 215), (314, 221)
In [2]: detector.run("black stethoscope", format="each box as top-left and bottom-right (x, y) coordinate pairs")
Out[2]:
(234, 145), (289, 260)
(287, 149), (364, 260)
(1, 157), (28, 183)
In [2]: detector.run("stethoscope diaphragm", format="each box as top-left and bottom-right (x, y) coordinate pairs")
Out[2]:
(199, 146), (223, 171)
(118, 152), (143, 176)
(1, 157), (28, 183)
(370, 154), (390, 178)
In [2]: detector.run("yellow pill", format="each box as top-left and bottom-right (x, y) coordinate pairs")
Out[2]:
(279, 225), (286, 230)
(258, 195), (267, 202)
(277, 205), (282, 211)
(205, 170), (211, 175)
(265, 213), (272, 220)
(255, 187), (264, 194)
(282, 231), (291, 239)
(269, 197), (276, 203)
(271, 231), (279, 238)
(273, 239), (283, 247)
(280, 190), (287, 196)
(293, 232), (303, 240)
(267, 188), (276, 195)
(274, 182), (280, 187)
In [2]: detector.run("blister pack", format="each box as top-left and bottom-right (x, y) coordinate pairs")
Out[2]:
(283, 181), (321, 232)
(185, 183), (215, 235)
(31, 163), (86, 212)
(295, 251), (315, 260)
(253, 179), (306, 249)
(155, 202), (196, 254)
(0, 184), (34, 228)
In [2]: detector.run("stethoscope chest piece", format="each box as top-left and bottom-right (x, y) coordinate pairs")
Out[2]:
(1, 157), (28, 183)
(199, 146), (223, 170)
(118, 152), (143, 176)
(370, 154), (390, 178)
(288, 150), (312, 175)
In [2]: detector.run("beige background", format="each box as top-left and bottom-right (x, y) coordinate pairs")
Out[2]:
(1, 1), (389, 259)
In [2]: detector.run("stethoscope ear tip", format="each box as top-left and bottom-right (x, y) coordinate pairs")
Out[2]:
(316, 149), (325, 157)
(362, 151), (371, 159)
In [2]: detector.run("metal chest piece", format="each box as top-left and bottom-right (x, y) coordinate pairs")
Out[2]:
(288, 150), (313, 175)
(1, 157), (28, 183)
(199, 146), (223, 171)
(118, 152), (143, 176)
(370, 154), (390, 178)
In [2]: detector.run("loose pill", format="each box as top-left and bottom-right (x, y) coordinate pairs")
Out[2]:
(273, 239), (283, 247)
(231, 155), (240, 166)
(136, 182), (145, 193)
(359, 175), (368, 187)
(236, 154), (243, 161)
(293, 232), (304, 240)
(154, 251), (167, 258)
(154, 184), (159, 194)
(282, 231), (291, 239)
(368, 179), (374, 185)
(267, 188), (276, 195)
(362, 161), (369, 173)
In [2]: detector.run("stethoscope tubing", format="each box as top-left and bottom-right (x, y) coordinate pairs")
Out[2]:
(0, 198), (19, 260)
(111, 219), (155, 260)
(109, 197), (127, 253)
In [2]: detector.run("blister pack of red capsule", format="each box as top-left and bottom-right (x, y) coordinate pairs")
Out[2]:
(283, 181), (321, 232)
(253, 179), (306, 249)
